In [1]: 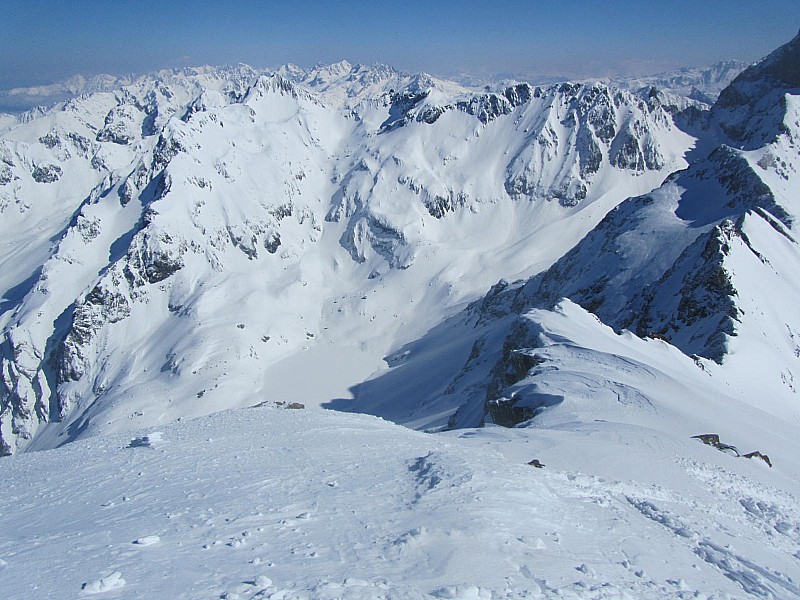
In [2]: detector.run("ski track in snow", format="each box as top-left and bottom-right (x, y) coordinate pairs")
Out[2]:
(1, 406), (799, 599)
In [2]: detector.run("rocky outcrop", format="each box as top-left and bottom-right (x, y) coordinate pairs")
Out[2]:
(632, 220), (745, 362)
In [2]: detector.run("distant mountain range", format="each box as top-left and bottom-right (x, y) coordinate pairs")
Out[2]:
(1, 60), (748, 116)
(613, 60), (749, 106)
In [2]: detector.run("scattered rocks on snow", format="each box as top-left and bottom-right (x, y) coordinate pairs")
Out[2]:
(31, 163), (62, 183)
(691, 434), (772, 467)
(742, 450), (773, 468)
(127, 432), (165, 449)
(691, 433), (740, 455)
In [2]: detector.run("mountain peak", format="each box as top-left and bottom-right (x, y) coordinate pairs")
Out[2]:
(728, 29), (800, 90)
(309, 60), (353, 80)
(713, 31), (800, 145)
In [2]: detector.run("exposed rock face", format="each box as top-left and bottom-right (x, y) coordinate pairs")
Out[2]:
(59, 278), (132, 385)
(632, 220), (743, 362)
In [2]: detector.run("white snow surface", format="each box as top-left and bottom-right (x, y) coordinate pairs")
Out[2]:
(2, 307), (799, 598)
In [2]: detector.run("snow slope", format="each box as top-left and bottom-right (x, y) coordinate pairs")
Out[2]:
(453, 30), (800, 428)
(1, 368), (799, 599)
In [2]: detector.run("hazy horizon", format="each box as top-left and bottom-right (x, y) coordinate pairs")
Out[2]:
(2, 1), (798, 91)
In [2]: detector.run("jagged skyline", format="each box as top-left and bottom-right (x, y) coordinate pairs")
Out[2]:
(2, 0), (798, 90)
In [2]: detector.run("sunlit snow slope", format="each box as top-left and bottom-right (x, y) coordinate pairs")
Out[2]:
(360, 31), (800, 432)
(1, 384), (799, 599)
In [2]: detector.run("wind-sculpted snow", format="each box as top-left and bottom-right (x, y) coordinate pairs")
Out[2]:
(0, 60), (690, 454)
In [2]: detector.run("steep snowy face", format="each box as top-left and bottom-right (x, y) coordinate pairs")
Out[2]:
(469, 33), (800, 427)
(346, 81), (684, 222)
(0, 72), (344, 455)
(0, 63), (692, 455)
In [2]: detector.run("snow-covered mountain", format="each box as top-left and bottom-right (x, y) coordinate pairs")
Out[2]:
(395, 31), (800, 432)
(0, 57), (693, 455)
(1, 25), (797, 454)
(2, 31), (800, 600)
(0, 73), (135, 115)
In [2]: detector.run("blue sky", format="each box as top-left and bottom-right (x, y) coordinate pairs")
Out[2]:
(1, 0), (799, 88)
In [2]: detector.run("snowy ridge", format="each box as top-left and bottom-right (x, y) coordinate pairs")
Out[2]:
(446, 32), (800, 428)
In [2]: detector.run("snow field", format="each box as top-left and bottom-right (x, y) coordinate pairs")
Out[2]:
(2, 394), (799, 599)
